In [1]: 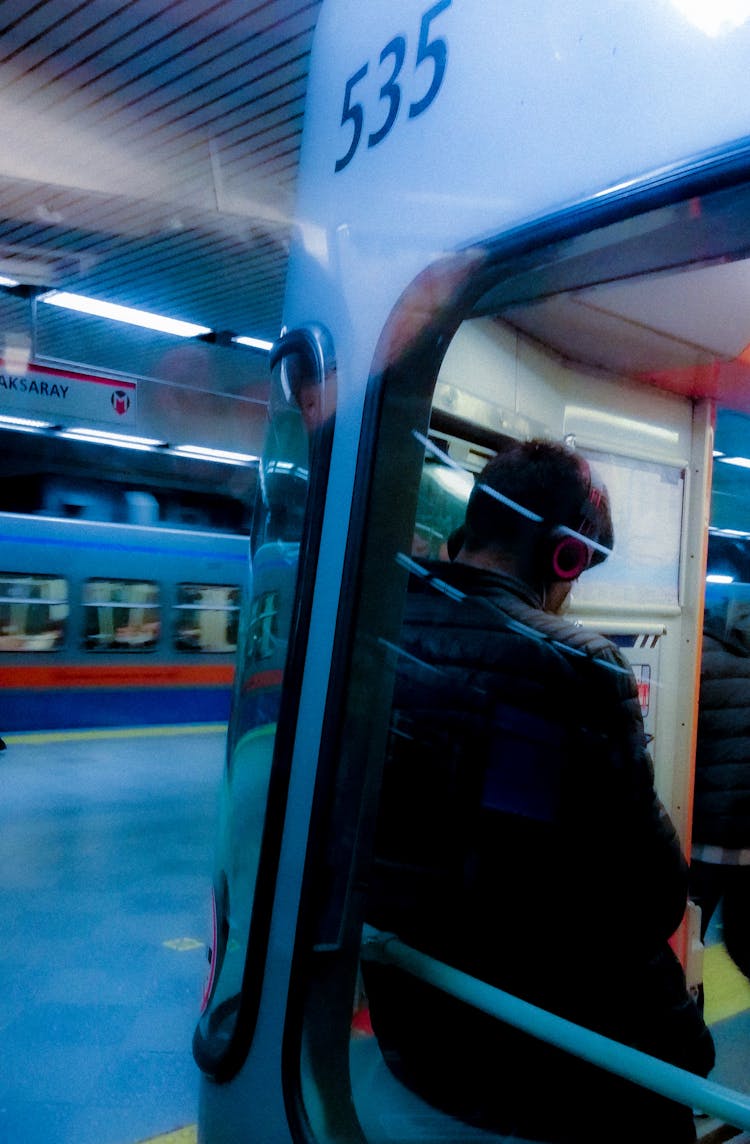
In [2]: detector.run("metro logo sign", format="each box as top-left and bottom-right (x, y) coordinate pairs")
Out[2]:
(0, 359), (137, 426)
(111, 389), (131, 416)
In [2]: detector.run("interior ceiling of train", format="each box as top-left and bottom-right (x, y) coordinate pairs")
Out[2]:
(0, 0), (748, 534)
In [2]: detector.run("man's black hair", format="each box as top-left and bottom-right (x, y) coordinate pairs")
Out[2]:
(463, 438), (613, 566)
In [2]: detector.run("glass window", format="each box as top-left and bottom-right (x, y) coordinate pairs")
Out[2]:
(286, 185), (750, 1141)
(0, 573), (68, 651)
(247, 589), (279, 662)
(174, 584), (240, 653)
(194, 325), (335, 1079)
(83, 578), (160, 651)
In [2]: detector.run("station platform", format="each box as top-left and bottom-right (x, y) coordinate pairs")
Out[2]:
(1, 725), (749, 1144)
(0, 725), (225, 1144)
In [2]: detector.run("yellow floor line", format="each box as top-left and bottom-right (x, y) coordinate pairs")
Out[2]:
(3, 723), (227, 745)
(704, 942), (750, 1026)
(135, 1128), (197, 1144)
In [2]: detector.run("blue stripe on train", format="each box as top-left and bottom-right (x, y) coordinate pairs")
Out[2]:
(0, 687), (232, 731)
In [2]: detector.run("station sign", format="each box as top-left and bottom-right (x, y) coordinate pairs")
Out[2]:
(0, 359), (137, 426)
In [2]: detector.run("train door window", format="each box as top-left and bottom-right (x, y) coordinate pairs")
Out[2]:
(82, 577), (160, 650)
(194, 325), (335, 1078)
(0, 573), (68, 651)
(284, 183), (750, 1142)
(174, 584), (241, 653)
(248, 589), (279, 661)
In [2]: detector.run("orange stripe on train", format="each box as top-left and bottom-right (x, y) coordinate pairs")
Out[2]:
(0, 664), (235, 689)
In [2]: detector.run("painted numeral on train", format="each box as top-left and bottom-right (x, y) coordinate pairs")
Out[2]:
(334, 0), (452, 173)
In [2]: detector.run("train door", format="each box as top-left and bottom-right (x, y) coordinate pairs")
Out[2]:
(196, 3), (750, 1141)
(196, 185), (750, 1143)
(302, 221), (713, 1143)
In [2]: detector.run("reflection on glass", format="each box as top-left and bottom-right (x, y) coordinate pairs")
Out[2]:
(0, 573), (68, 651)
(83, 578), (160, 650)
(195, 330), (334, 1071)
(692, 510), (750, 1080)
(343, 195), (750, 1138)
(174, 583), (240, 652)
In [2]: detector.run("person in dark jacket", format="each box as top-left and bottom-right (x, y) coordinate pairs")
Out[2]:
(691, 601), (750, 980)
(364, 438), (713, 1143)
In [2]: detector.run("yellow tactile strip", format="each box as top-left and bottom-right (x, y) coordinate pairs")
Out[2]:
(136, 1128), (197, 1144)
(704, 943), (750, 1026)
(3, 723), (226, 745)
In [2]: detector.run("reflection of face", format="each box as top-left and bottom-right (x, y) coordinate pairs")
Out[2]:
(297, 383), (322, 432)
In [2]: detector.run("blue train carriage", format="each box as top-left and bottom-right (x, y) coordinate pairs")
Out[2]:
(197, 1), (750, 1141)
(0, 512), (249, 732)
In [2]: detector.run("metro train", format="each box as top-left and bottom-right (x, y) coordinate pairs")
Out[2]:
(0, 512), (249, 732)
(195, 2), (750, 1141)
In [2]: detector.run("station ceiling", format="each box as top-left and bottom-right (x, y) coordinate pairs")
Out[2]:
(0, 0), (323, 346)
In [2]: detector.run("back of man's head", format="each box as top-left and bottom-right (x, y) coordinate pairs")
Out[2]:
(463, 438), (613, 585)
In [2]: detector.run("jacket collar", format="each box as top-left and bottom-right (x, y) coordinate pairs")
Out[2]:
(413, 558), (543, 610)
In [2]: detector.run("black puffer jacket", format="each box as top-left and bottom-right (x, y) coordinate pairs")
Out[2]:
(693, 625), (750, 849)
(365, 561), (713, 1142)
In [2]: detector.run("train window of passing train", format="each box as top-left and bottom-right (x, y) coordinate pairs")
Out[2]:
(82, 578), (160, 651)
(0, 573), (68, 651)
(173, 584), (240, 653)
(194, 325), (335, 1079)
(286, 183), (750, 1141)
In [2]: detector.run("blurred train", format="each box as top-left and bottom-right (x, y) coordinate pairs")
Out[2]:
(0, 511), (249, 732)
(194, 2), (750, 1142)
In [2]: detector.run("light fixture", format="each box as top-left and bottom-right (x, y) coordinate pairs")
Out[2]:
(172, 444), (258, 465)
(61, 427), (166, 447)
(717, 455), (750, 469)
(706, 574), (735, 584)
(57, 430), (163, 452)
(57, 433), (156, 453)
(0, 275), (20, 288)
(0, 413), (55, 430)
(39, 291), (211, 338)
(232, 335), (274, 352)
(671, 0), (750, 37)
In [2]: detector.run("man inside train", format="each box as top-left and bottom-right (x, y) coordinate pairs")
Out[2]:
(364, 438), (714, 1143)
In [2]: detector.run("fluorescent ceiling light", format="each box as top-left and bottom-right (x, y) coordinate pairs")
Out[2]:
(172, 444), (258, 465)
(672, 0), (750, 37)
(57, 431), (159, 453)
(706, 574), (735, 584)
(713, 450), (725, 458)
(39, 291), (211, 338)
(717, 455), (750, 469)
(264, 460), (309, 479)
(63, 427), (165, 447)
(232, 335), (274, 352)
(710, 527), (750, 537)
(0, 413), (55, 429)
(0, 275), (19, 288)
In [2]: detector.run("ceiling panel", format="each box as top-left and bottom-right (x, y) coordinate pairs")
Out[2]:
(0, 0), (323, 346)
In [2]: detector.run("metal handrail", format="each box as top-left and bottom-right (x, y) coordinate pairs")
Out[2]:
(362, 927), (750, 1131)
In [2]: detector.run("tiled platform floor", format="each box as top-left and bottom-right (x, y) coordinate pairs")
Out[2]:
(0, 726), (225, 1144)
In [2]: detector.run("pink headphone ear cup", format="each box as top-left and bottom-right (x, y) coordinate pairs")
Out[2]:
(551, 536), (589, 581)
